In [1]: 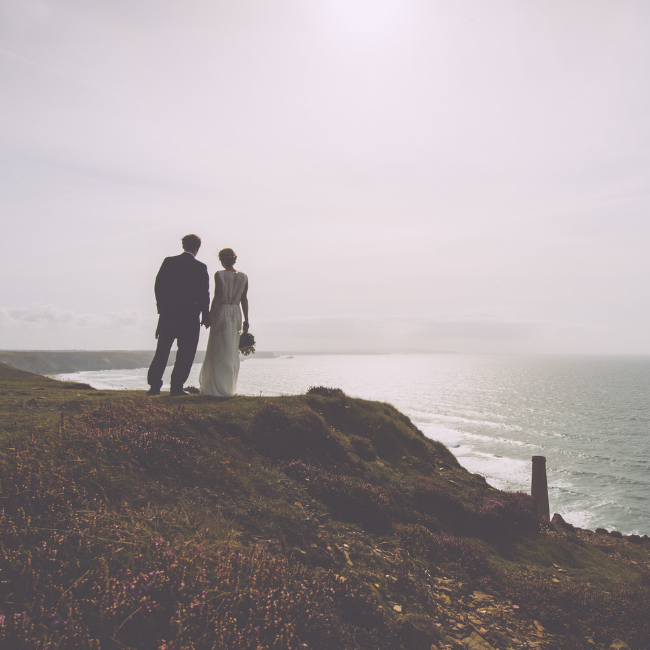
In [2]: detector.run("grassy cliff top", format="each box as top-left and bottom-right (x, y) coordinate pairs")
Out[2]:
(1, 368), (649, 649)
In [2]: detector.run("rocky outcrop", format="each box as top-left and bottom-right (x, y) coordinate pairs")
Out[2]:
(609, 640), (631, 650)
(463, 632), (496, 649)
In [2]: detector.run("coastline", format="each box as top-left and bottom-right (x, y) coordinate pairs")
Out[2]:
(4, 351), (649, 538)
(45, 354), (650, 538)
(1, 364), (649, 649)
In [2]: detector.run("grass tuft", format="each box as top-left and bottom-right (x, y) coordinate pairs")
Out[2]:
(476, 490), (539, 535)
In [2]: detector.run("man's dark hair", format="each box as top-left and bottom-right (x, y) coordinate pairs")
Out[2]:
(181, 234), (201, 252)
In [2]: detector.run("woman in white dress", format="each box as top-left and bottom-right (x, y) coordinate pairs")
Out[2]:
(199, 248), (249, 397)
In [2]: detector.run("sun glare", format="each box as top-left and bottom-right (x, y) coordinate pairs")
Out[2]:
(318, 0), (411, 46)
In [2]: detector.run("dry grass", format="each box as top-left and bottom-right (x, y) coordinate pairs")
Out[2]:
(1, 370), (649, 648)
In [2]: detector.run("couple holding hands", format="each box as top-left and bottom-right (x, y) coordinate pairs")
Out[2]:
(146, 234), (249, 398)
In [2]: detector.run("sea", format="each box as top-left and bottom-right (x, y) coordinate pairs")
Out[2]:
(54, 354), (650, 536)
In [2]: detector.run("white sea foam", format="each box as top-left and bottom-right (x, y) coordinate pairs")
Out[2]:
(556, 509), (597, 530)
(424, 412), (524, 431)
(447, 430), (543, 450)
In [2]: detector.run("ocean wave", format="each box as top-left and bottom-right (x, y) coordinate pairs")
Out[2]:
(551, 467), (650, 489)
(423, 412), (525, 431)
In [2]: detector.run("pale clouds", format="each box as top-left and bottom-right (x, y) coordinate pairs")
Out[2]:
(1, 1), (649, 353)
(0, 304), (152, 349)
(254, 314), (602, 354)
(3, 303), (76, 325)
(0, 303), (603, 354)
(1, 303), (140, 327)
(259, 315), (540, 342)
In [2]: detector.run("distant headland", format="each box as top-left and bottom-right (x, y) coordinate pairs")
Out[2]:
(0, 349), (452, 376)
(0, 350), (168, 375)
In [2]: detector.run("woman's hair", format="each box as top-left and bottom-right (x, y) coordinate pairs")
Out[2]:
(218, 248), (237, 267)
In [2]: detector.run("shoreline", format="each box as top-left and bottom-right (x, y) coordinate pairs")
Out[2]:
(50, 364), (650, 538)
(1, 365), (649, 649)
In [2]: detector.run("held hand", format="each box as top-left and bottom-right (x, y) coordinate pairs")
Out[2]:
(243, 320), (249, 333)
(202, 314), (212, 328)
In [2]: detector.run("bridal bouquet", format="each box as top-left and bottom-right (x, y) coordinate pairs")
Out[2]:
(239, 332), (256, 356)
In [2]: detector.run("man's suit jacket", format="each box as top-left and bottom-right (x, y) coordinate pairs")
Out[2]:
(154, 252), (210, 325)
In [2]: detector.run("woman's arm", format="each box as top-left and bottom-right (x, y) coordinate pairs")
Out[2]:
(209, 273), (222, 325)
(241, 279), (249, 332)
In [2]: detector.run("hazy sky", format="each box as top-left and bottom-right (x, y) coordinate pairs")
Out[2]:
(1, 0), (649, 353)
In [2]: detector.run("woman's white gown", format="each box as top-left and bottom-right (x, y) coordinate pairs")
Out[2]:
(199, 270), (248, 397)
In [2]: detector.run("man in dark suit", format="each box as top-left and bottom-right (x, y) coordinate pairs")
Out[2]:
(146, 234), (211, 396)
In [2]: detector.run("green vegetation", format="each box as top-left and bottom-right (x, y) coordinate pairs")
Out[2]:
(1, 367), (649, 649)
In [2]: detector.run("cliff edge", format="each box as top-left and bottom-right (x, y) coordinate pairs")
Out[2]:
(0, 372), (648, 649)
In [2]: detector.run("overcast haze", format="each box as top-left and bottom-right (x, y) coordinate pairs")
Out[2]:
(1, 0), (649, 353)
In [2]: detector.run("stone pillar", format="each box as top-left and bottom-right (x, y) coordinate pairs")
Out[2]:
(531, 455), (550, 520)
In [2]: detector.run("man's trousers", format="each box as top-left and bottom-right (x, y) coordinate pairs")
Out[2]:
(147, 315), (200, 391)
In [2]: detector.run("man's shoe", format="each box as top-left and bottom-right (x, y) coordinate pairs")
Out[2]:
(170, 388), (189, 396)
(146, 387), (161, 396)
